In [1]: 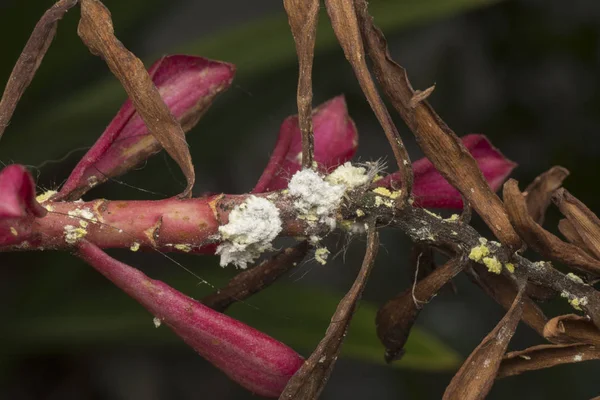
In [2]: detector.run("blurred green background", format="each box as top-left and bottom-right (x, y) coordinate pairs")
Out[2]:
(1, 0), (599, 399)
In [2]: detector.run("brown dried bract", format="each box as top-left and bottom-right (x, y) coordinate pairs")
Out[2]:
(468, 264), (548, 337)
(498, 343), (600, 378)
(353, 0), (520, 251)
(202, 242), (309, 312)
(283, 0), (320, 169)
(523, 166), (569, 225)
(279, 222), (378, 399)
(553, 188), (600, 261)
(377, 257), (465, 363)
(442, 284), (525, 400)
(558, 219), (590, 254)
(503, 179), (600, 275)
(544, 314), (600, 346)
(0, 0), (78, 141)
(323, 0), (412, 205)
(77, 0), (195, 197)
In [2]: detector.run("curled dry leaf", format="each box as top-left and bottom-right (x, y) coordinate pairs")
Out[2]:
(324, 0), (412, 204)
(78, 0), (195, 197)
(467, 263), (548, 337)
(353, 0), (520, 250)
(553, 188), (600, 261)
(498, 343), (600, 379)
(77, 240), (304, 398)
(503, 179), (600, 275)
(523, 166), (569, 225)
(442, 284), (525, 400)
(279, 223), (379, 399)
(377, 134), (517, 209)
(377, 258), (465, 363)
(0, 0), (78, 141)
(558, 218), (591, 254)
(56, 55), (234, 200)
(544, 314), (600, 346)
(202, 242), (309, 312)
(283, 0), (320, 168)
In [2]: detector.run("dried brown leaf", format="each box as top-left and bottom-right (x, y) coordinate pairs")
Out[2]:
(503, 179), (600, 275)
(353, 0), (520, 250)
(523, 166), (569, 225)
(468, 264), (548, 336)
(544, 314), (600, 346)
(324, 0), (412, 204)
(78, 0), (195, 197)
(202, 242), (309, 312)
(442, 284), (525, 400)
(553, 188), (600, 260)
(377, 258), (465, 363)
(0, 0), (78, 141)
(558, 218), (590, 252)
(279, 223), (379, 399)
(498, 343), (600, 379)
(283, 0), (320, 168)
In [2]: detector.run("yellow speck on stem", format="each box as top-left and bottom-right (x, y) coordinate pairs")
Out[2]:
(372, 187), (392, 197)
(174, 244), (192, 252)
(505, 263), (515, 273)
(483, 257), (502, 274)
(10, 227), (18, 236)
(130, 242), (140, 252)
(469, 244), (490, 262)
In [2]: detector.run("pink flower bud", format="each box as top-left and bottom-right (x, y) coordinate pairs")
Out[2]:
(77, 241), (304, 398)
(0, 164), (46, 245)
(57, 55), (235, 200)
(377, 134), (517, 208)
(253, 96), (358, 193)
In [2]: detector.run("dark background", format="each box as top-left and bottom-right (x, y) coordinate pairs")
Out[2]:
(0, 0), (599, 399)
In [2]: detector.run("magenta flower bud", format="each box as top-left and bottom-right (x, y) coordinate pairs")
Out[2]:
(377, 134), (517, 209)
(253, 96), (358, 193)
(57, 55), (235, 200)
(0, 164), (46, 245)
(77, 241), (304, 398)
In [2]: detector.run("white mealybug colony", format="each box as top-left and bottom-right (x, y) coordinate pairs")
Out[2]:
(217, 163), (374, 268)
(216, 196), (283, 269)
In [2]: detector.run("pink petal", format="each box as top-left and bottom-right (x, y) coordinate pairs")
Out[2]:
(253, 96), (358, 193)
(0, 164), (46, 219)
(377, 134), (517, 209)
(77, 241), (304, 398)
(57, 55), (235, 200)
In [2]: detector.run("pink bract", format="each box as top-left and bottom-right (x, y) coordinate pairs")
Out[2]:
(57, 55), (235, 200)
(377, 134), (517, 209)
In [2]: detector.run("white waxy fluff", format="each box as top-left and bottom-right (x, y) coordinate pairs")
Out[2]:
(288, 169), (345, 229)
(216, 196), (282, 269)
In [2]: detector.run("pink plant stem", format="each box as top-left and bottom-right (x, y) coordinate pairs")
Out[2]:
(1, 193), (309, 252)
